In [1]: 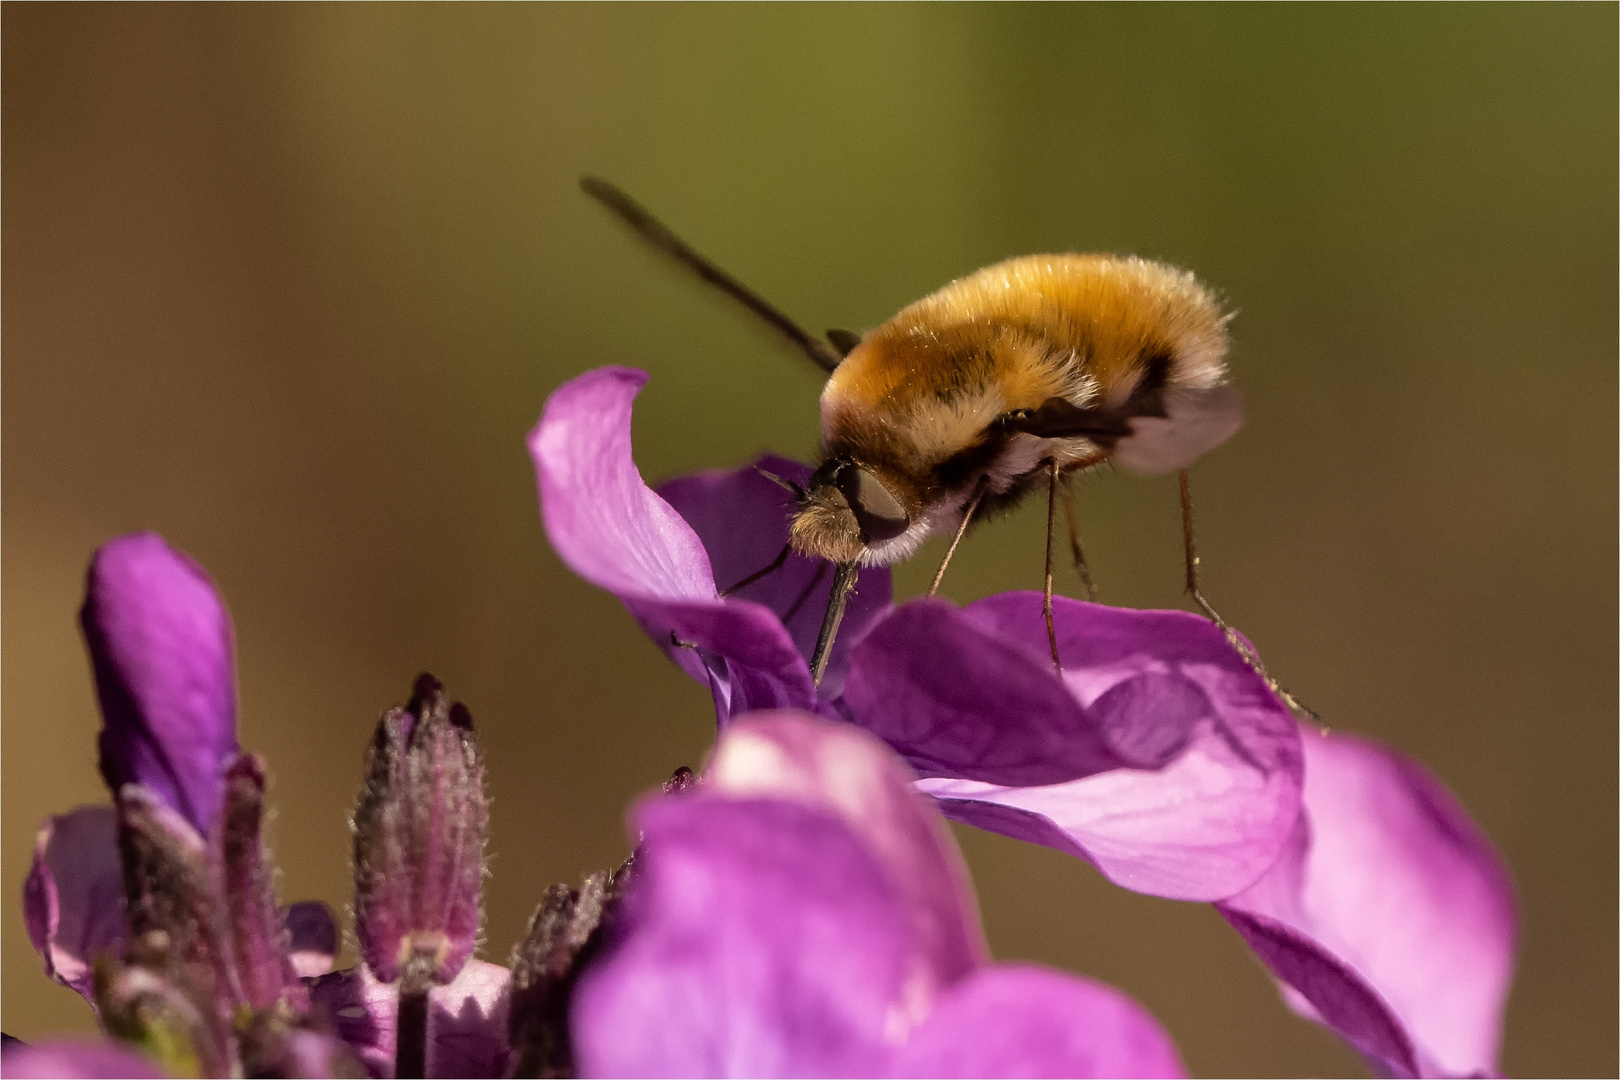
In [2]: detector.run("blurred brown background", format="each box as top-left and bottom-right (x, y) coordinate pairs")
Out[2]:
(4, 5), (1614, 1075)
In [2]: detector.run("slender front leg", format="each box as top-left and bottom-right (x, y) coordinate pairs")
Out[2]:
(928, 481), (988, 597)
(1043, 458), (1061, 672)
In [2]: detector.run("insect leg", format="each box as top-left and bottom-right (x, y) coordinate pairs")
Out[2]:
(810, 562), (860, 687)
(719, 542), (792, 597)
(1059, 476), (1099, 602)
(1043, 459), (1062, 672)
(1177, 469), (1319, 720)
(779, 561), (829, 624)
(927, 481), (988, 597)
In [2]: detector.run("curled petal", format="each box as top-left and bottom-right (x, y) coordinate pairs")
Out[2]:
(532, 368), (715, 602)
(532, 368), (835, 723)
(888, 965), (1186, 1079)
(573, 797), (909, 1078)
(23, 806), (126, 1002)
(310, 959), (512, 1079)
(1217, 725), (1516, 1078)
(0, 1039), (166, 1079)
(707, 712), (988, 1000)
(83, 533), (240, 833)
(872, 593), (1301, 900)
(659, 458), (891, 699)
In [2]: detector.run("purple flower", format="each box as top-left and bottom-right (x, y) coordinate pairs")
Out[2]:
(531, 367), (1303, 902)
(23, 534), (508, 1078)
(532, 366), (1518, 1077)
(82, 532), (240, 834)
(352, 674), (489, 990)
(0, 1038), (167, 1079)
(309, 958), (512, 1078)
(23, 807), (125, 1001)
(1217, 723), (1517, 1078)
(851, 593), (1304, 901)
(572, 711), (1186, 1078)
(530, 366), (891, 719)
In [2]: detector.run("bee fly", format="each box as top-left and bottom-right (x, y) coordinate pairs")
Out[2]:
(582, 177), (1285, 701)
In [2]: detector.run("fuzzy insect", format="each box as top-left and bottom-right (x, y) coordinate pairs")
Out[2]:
(582, 178), (1250, 688)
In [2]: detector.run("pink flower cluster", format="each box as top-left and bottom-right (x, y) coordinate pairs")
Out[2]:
(7, 367), (1515, 1079)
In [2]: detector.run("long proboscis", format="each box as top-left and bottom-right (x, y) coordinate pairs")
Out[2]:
(809, 561), (860, 687)
(580, 176), (842, 374)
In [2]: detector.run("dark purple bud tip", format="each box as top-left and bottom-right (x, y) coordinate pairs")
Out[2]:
(352, 675), (488, 989)
(664, 766), (697, 795)
(406, 673), (444, 717)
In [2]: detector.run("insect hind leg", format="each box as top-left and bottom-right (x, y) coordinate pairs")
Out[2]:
(1043, 459), (1061, 672)
(1059, 475), (1099, 602)
(1177, 469), (1319, 721)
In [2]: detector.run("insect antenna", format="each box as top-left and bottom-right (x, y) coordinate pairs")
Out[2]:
(809, 562), (860, 687)
(580, 177), (843, 374)
(825, 328), (863, 357)
(752, 466), (806, 500)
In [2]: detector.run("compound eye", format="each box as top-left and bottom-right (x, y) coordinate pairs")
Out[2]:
(838, 466), (909, 543)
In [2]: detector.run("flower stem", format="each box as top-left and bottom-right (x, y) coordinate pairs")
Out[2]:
(396, 973), (430, 1079)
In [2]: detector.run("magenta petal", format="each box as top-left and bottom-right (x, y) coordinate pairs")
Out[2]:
(889, 964), (1186, 1079)
(1217, 725), (1516, 1078)
(706, 712), (988, 997)
(531, 368), (814, 721)
(1, 1039), (166, 1079)
(310, 959), (511, 1079)
(23, 806), (126, 1002)
(884, 593), (1301, 900)
(532, 368), (715, 602)
(659, 458), (891, 699)
(573, 796), (908, 1078)
(83, 533), (240, 833)
(842, 599), (1128, 786)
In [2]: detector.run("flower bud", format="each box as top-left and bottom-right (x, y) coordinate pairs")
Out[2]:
(83, 533), (240, 835)
(352, 674), (488, 988)
(220, 755), (307, 1012)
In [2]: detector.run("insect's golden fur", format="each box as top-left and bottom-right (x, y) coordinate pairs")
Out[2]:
(579, 177), (1250, 683)
(793, 254), (1232, 566)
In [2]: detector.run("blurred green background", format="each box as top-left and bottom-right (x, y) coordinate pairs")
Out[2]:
(4, 5), (1614, 1075)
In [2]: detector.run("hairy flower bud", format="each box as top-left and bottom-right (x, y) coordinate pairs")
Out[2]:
(352, 674), (488, 990)
(220, 755), (307, 1013)
(112, 787), (242, 1073)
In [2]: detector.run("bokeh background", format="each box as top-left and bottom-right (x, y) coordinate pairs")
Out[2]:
(4, 5), (1614, 1075)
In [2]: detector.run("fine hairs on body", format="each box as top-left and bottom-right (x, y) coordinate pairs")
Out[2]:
(581, 177), (1276, 694)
